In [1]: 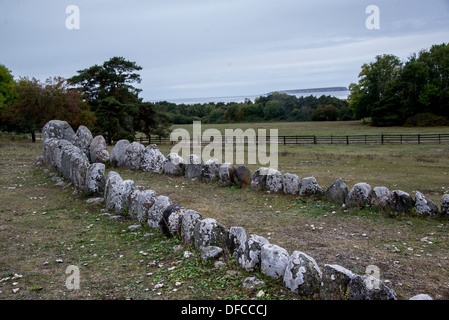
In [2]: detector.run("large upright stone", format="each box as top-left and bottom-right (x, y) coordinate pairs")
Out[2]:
(251, 167), (270, 191)
(326, 178), (348, 204)
(193, 218), (227, 250)
(90, 135), (110, 164)
(136, 189), (157, 223)
(346, 183), (372, 208)
(218, 162), (235, 187)
(74, 125), (93, 160)
(164, 153), (185, 175)
(441, 194), (449, 218)
(266, 169), (283, 193)
(52, 139), (73, 171)
(60, 144), (85, 181)
(123, 142), (145, 170)
(232, 165), (252, 188)
(104, 172), (135, 214)
(185, 154), (203, 179)
(202, 158), (220, 180)
(241, 235), (270, 271)
(415, 191), (439, 216)
(181, 210), (203, 245)
(70, 152), (90, 190)
(371, 186), (393, 210)
(147, 195), (172, 228)
(110, 139), (130, 167)
(227, 227), (247, 264)
(160, 204), (186, 237)
(283, 173), (300, 195)
(42, 120), (76, 144)
(283, 251), (322, 298)
(390, 190), (415, 214)
(260, 244), (290, 279)
(141, 144), (166, 173)
(348, 275), (397, 300)
(85, 163), (106, 196)
(104, 171), (123, 211)
(127, 186), (145, 219)
(299, 177), (324, 197)
(43, 138), (59, 167)
(320, 264), (355, 300)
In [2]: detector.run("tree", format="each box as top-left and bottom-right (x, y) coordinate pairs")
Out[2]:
(0, 65), (16, 130)
(136, 102), (171, 141)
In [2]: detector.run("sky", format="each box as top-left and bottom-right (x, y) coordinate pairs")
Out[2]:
(1, 0), (449, 102)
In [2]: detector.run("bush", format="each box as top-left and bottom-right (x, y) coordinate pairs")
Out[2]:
(404, 113), (449, 127)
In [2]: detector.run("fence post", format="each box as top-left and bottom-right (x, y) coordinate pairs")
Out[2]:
(283, 136), (286, 145)
(346, 135), (349, 145)
(313, 136), (317, 145)
(418, 134), (421, 144)
(381, 134), (384, 145)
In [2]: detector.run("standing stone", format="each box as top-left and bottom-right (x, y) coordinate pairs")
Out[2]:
(415, 191), (439, 216)
(202, 158), (220, 180)
(283, 251), (322, 298)
(141, 144), (166, 173)
(164, 153), (185, 175)
(136, 189), (157, 223)
(160, 204), (186, 237)
(251, 167), (270, 191)
(185, 154), (203, 179)
(43, 138), (59, 167)
(104, 171), (123, 211)
(53, 139), (74, 171)
(123, 141), (145, 170)
(85, 163), (106, 196)
(241, 235), (270, 271)
(181, 210), (203, 245)
(218, 162), (235, 187)
(260, 244), (290, 279)
(390, 190), (415, 214)
(348, 275), (397, 300)
(74, 125), (93, 160)
(227, 227), (247, 263)
(232, 165), (252, 188)
(299, 177), (324, 197)
(70, 152), (90, 190)
(325, 178), (348, 204)
(90, 135), (110, 164)
(320, 264), (355, 300)
(371, 186), (393, 210)
(42, 120), (76, 144)
(193, 218), (227, 250)
(127, 186), (145, 219)
(110, 139), (130, 167)
(283, 173), (300, 195)
(108, 179), (135, 214)
(441, 194), (449, 218)
(60, 144), (85, 181)
(266, 169), (283, 193)
(147, 195), (172, 228)
(346, 183), (372, 208)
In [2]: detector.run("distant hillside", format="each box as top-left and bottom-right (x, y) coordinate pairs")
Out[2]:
(268, 87), (349, 95)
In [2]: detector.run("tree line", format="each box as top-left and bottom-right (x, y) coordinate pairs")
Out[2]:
(349, 42), (449, 126)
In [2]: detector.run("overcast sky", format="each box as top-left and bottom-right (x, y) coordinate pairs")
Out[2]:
(1, 0), (449, 101)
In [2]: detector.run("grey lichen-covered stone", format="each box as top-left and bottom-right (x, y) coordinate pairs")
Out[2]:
(218, 162), (235, 187)
(85, 163), (106, 196)
(202, 158), (220, 180)
(110, 139), (130, 167)
(346, 182), (372, 208)
(371, 186), (393, 210)
(283, 251), (322, 298)
(241, 234), (270, 271)
(266, 169), (283, 193)
(227, 227), (247, 263)
(90, 135), (110, 164)
(441, 194), (449, 218)
(325, 178), (348, 204)
(160, 204), (186, 237)
(299, 177), (324, 197)
(104, 171), (123, 211)
(164, 153), (185, 175)
(60, 144), (85, 181)
(180, 209), (203, 245)
(232, 165), (252, 188)
(147, 195), (172, 228)
(104, 172), (135, 214)
(320, 264), (355, 300)
(250, 167), (270, 191)
(390, 190), (415, 214)
(185, 154), (203, 179)
(193, 218), (227, 251)
(43, 138), (59, 167)
(348, 275), (398, 300)
(141, 144), (166, 173)
(74, 125), (93, 160)
(260, 244), (289, 279)
(283, 173), (300, 195)
(52, 139), (74, 171)
(415, 191), (439, 216)
(127, 186), (145, 219)
(200, 246), (223, 262)
(42, 120), (76, 144)
(70, 152), (90, 190)
(136, 189), (157, 223)
(409, 294), (433, 300)
(123, 141), (145, 170)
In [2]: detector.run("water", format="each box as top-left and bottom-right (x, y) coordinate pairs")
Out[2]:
(155, 89), (350, 105)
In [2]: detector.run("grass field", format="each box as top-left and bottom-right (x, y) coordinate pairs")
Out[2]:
(1, 121), (449, 300)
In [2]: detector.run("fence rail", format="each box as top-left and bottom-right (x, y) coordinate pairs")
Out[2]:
(137, 133), (449, 146)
